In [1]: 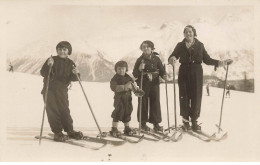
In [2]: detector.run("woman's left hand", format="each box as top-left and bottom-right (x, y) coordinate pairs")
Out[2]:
(224, 59), (233, 65)
(219, 59), (233, 67)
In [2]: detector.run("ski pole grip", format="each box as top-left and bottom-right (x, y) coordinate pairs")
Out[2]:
(48, 55), (54, 66)
(72, 65), (80, 79)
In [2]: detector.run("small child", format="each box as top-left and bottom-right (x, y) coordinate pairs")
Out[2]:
(40, 41), (83, 142)
(110, 61), (136, 137)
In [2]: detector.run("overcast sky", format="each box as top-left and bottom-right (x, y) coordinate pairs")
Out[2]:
(1, 4), (253, 54)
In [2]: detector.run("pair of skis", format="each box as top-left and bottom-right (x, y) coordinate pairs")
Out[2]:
(188, 64), (230, 142)
(164, 63), (230, 142)
(181, 128), (228, 142)
(35, 133), (126, 150)
(35, 134), (106, 150)
(140, 129), (182, 142)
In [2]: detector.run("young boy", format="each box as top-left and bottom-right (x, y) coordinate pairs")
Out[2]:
(110, 61), (136, 137)
(40, 41), (83, 142)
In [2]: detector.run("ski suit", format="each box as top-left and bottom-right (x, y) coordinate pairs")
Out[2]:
(168, 38), (219, 121)
(40, 56), (78, 134)
(110, 73), (133, 123)
(133, 52), (166, 125)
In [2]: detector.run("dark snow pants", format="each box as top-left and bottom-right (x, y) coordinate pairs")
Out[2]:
(43, 88), (73, 134)
(111, 92), (133, 123)
(178, 64), (203, 121)
(137, 84), (162, 124)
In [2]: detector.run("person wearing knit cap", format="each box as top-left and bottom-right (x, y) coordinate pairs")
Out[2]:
(168, 25), (233, 132)
(40, 41), (83, 142)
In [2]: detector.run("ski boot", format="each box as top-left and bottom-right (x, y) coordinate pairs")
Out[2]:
(67, 130), (84, 140)
(141, 123), (151, 132)
(153, 123), (163, 133)
(182, 122), (192, 132)
(191, 121), (201, 132)
(54, 132), (67, 142)
(123, 126), (136, 136)
(110, 127), (122, 137)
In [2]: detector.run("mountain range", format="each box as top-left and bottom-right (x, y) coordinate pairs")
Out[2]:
(7, 10), (254, 81)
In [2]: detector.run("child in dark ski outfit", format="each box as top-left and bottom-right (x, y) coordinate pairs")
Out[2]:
(133, 40), (167, 132)
(40, 41), (83, 142)
(110, 61), (136, 136)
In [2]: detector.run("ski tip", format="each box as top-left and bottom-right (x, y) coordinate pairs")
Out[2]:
(215, 124), (223, 132)
(177, 133), (183, 141)
(138, 135), (145, 142)
(221, 132), (228, 140)
(211, 133), (217, 139)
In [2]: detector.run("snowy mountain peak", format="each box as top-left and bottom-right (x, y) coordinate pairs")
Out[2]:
(160, 21), (183, 30)
(189, 17), (216, 25)
(221, 13), (242, 23)
(7, 37), (115, 82)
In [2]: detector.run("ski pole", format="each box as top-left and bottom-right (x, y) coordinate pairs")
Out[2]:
(172, 63), (177, 130)
(73, 66), (104, 136)
(139, 60), (144, 135)
(164, 64), (170, 133)
(39, 58), (53, 145)
(218, 65), (229, 133)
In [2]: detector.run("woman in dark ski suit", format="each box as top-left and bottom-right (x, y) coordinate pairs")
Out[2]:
(133, 40), (166, 132)
(168, 25), (232, 131)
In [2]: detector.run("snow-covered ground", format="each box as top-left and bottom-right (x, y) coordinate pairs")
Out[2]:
(1, 72), (260, 161)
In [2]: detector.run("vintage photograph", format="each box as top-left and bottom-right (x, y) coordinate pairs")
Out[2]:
(0, 0), (259, 162)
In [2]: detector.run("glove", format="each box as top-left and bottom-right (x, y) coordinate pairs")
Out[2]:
(139, 63), (145, 71)
(147, 73), (152, 81)
(169, 56), (177, 66)
(72, 67), (80, 74)
(47, 57), (54, 66)
(131, 83), (145, 97)
(218, 59), (233, 67)
(134, 88), (145, 97)
(124, 81), (133, 91)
